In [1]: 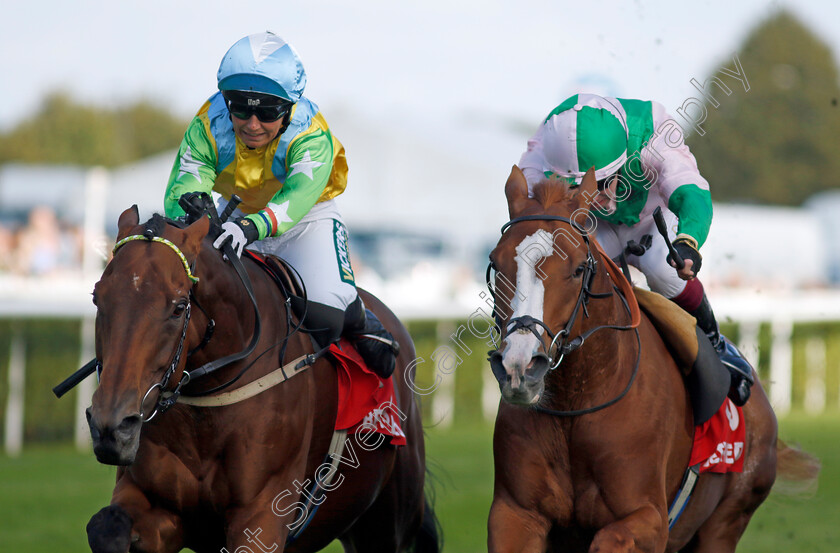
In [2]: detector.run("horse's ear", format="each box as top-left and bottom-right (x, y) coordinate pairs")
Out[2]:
(180, 216), (210, 261)
(571, 167), (598, 211)
(116, 205), (140, 240)
(505, 165), (530, 218)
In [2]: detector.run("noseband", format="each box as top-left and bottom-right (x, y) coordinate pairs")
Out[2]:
(488, 215), (616, 368)
(487, 215), (641, 417)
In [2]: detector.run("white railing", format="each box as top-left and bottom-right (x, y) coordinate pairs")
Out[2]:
(396, 287), (840, 429)
(3, 281), (840, 453)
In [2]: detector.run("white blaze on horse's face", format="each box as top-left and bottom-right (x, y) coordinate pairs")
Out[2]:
(502, 229), (553, 385)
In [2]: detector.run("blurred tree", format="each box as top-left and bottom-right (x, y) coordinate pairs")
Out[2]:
(0, 92), (186, 167)
(687, 10), (840, 206)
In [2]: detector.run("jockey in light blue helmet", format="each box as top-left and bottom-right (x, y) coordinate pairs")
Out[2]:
(217, 31), (307, 104)
(165, 31), (400, 378)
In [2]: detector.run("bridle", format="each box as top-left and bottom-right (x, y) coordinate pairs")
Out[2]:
(109, 227), (262, 422)
(487, 214), (641, 417)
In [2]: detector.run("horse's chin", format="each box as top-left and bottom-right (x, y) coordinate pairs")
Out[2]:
(500, 382), (543, 406)
(93, 438), (139, 466)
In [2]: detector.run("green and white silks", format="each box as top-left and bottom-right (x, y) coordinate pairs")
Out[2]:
(519, 94), (713, 248)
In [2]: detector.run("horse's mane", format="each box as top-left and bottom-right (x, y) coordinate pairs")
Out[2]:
(531, 178), (576, 212)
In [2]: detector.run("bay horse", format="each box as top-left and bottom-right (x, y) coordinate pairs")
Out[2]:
(486, 166), (818, 552)
(84, 205), (439, 553)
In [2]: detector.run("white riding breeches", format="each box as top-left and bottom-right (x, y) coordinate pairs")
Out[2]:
(594, 208), (687, 299)
(222, 198), (359, 310)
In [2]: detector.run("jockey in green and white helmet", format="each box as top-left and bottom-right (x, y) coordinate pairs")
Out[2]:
(539, 96), (629, 187)
(163, 31), (398, 377)
(519, 93), (754, 406)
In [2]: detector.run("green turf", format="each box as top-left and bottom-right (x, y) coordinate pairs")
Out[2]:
(738, 413), (840, 553)
(0, 444), (117, 551)
(0, 415), (836, 552)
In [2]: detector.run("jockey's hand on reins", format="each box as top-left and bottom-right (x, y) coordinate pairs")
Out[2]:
(670, 238), (702, 280)
(213, 218), (258, 258)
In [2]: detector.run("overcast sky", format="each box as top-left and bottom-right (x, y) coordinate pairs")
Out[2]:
(4, 0), (839, 134)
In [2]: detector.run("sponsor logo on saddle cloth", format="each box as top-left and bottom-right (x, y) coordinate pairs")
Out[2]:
(359, 406), (406, 441)
(333, 220), (356, 285)
(330, 338), (407, 446)
(689, 398), (746, 473)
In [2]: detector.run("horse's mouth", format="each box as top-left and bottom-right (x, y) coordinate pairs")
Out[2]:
(93, 442), (138, 466)
(500, 384), (543, 405)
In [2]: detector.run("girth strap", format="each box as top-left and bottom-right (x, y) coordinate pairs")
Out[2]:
(668, 463), (701, 529)
(286, 429), (349, 544)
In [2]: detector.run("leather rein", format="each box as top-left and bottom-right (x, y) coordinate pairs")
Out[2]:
(487, 214), (642, 417)
(109, 227), (265, 422)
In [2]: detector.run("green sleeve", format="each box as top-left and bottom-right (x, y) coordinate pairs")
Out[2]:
(164, 117), (219, 218)
(667, 184), (713, 248)
(246, 129), (334, 239)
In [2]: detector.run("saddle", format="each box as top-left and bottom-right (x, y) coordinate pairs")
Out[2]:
(244, 250), (339, 348)
(243, 250), (405, 440)
(633, 288), (730, 425)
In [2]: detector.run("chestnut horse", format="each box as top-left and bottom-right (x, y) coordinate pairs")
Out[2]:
(486, 166), (816, 552)
(84, 206), (439, 553)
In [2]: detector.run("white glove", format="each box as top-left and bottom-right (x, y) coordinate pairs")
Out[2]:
(213, 220), (250, 258)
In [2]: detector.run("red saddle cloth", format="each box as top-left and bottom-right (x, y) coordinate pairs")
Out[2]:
(329, 339), (407, 446)
(690, 398), (745, 473)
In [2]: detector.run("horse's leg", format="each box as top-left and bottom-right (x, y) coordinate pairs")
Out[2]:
(488, 496), (551, 553)
(680, 382), (778, 553)
(88, 476), (185, 553)
(223, 494), (294, 552)
(587, 504), (667, 553)
(87, 504), (132, 553)
(678, 460), (775, 553)
(329, 442), (416, 553)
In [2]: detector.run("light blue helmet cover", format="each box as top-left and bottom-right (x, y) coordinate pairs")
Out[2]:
(217, 32), (306, 103)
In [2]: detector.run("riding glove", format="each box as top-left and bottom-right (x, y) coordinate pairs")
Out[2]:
(671, 237), (702, 275)
(213, 218), (259, 258)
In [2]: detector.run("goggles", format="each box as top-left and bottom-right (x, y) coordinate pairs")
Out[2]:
(226, 100), (290, 123)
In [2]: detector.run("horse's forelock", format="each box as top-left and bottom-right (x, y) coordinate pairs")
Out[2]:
(530, 179), (575, 212)
(141, 213), (191, 237)
(141, 214), (167, 238)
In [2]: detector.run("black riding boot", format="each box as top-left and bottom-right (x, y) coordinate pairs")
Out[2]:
(344, 297), (400, 378)
(690, 293), (754, 406)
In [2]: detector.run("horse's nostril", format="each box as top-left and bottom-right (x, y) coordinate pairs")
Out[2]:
(489, 351), (509, 383)
(118, 415), (142, 433)
(112, 415), (142, 441)
(526, 353), (550, 380)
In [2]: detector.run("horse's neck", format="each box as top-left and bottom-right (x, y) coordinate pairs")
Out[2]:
(187, 248), (275, 380)
(545, 275), (635, 400)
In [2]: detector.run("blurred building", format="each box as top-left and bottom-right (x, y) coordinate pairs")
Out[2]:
(1, 110), (839, 320)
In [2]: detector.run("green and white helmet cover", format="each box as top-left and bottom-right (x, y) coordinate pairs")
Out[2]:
(542, 94), (629, 185)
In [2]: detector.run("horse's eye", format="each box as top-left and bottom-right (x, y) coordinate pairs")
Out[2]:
(91, 292), (98, 306)
(573, 264), (586, 278)
(172, 301), (187, 318)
